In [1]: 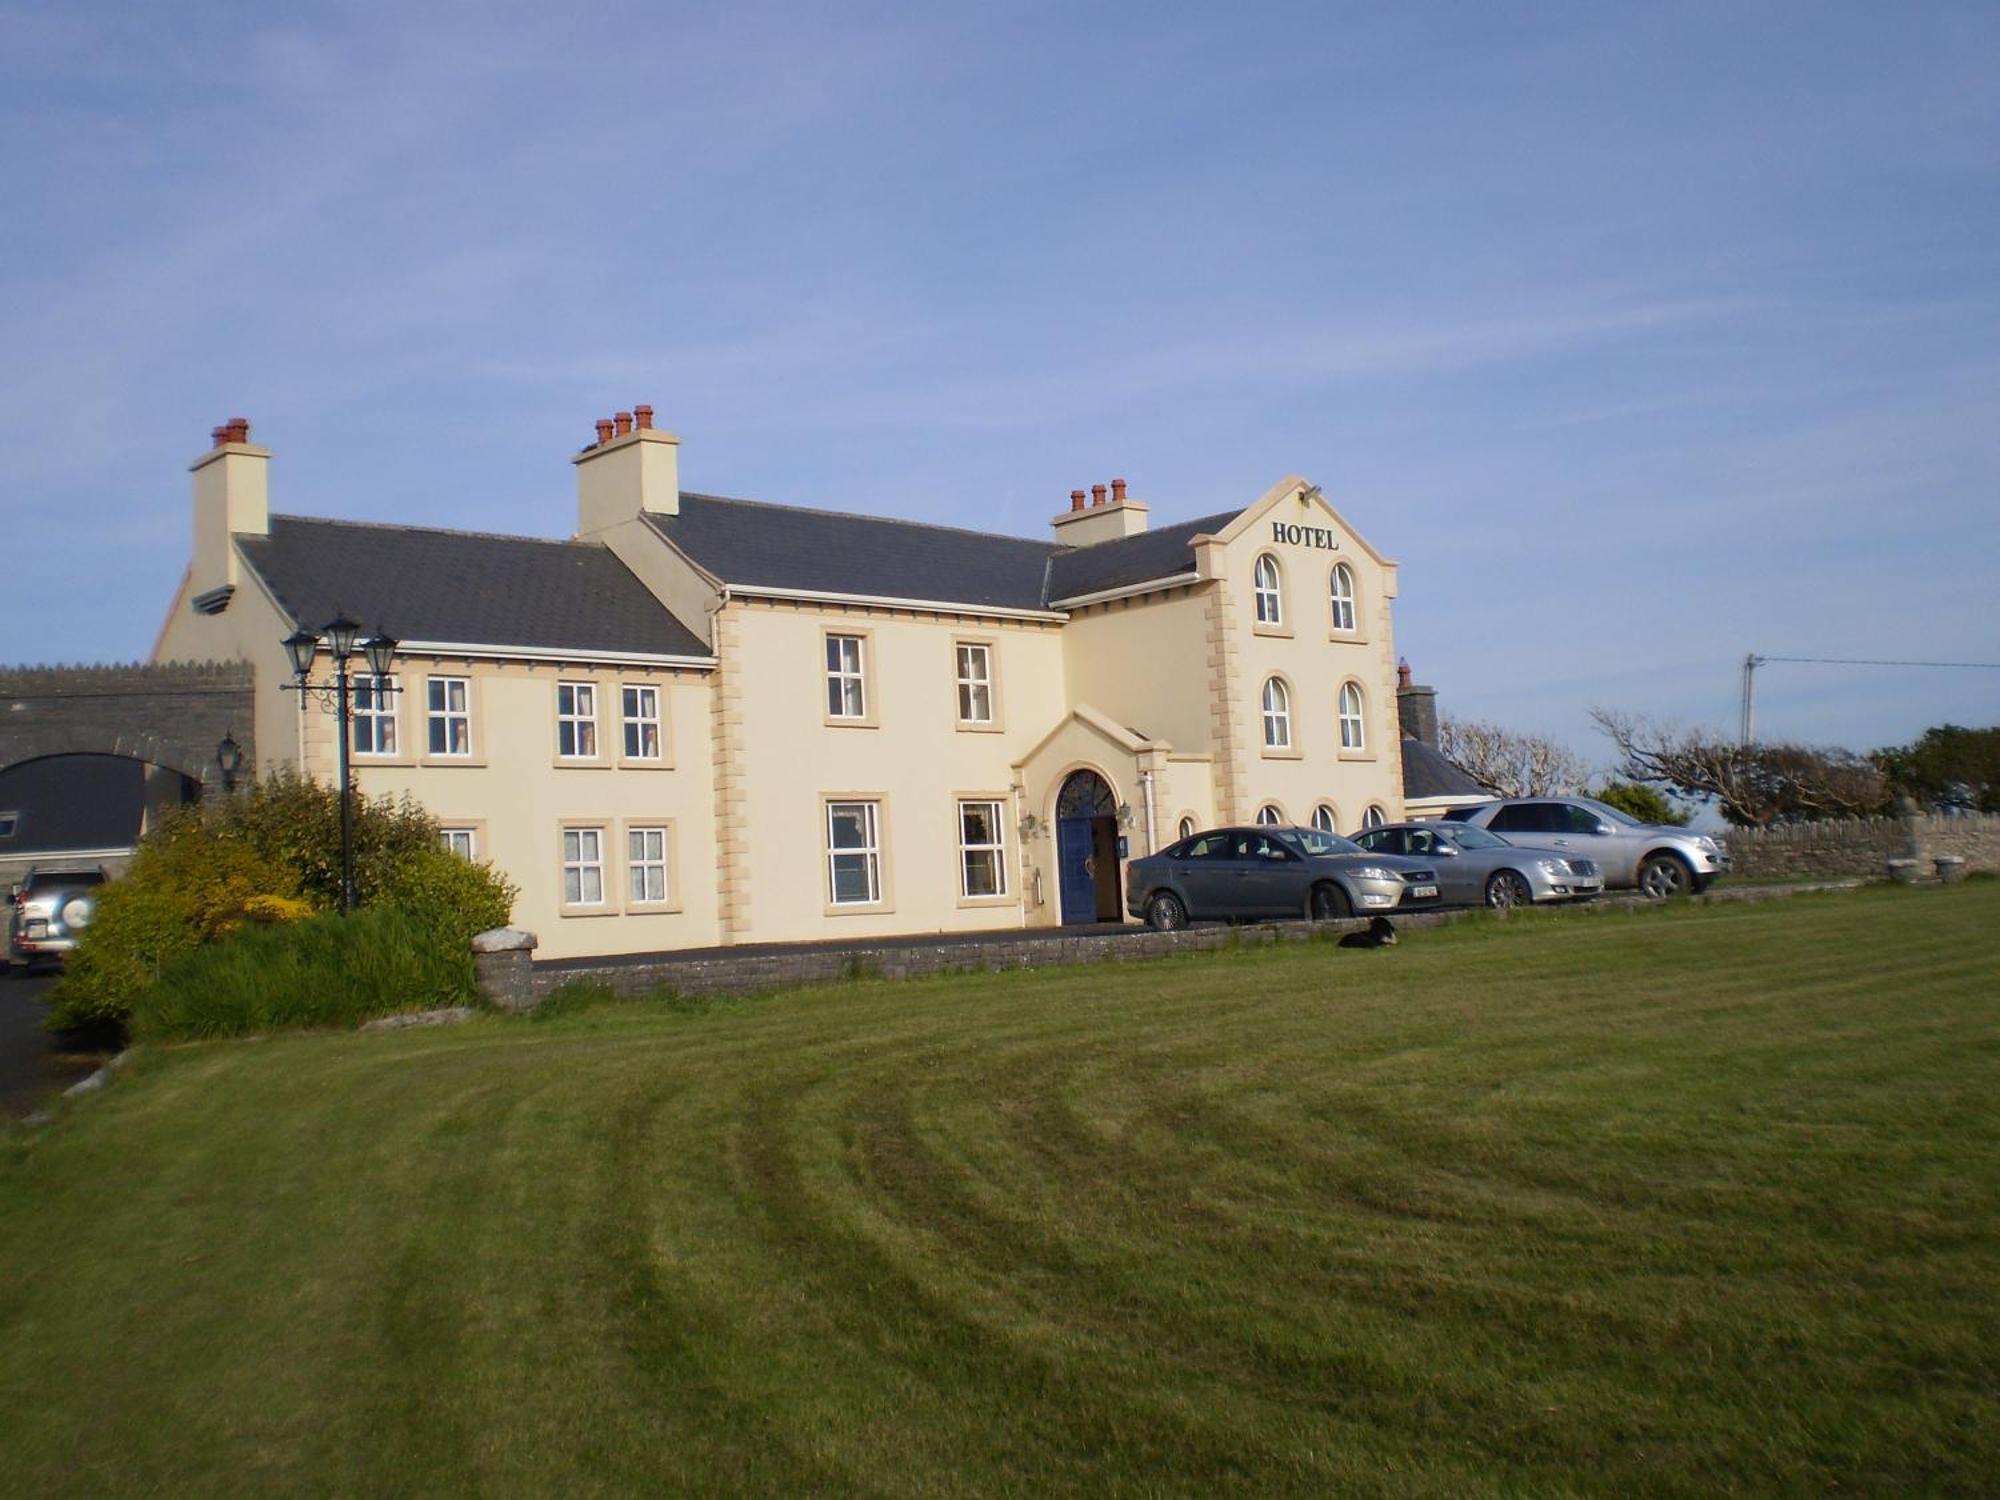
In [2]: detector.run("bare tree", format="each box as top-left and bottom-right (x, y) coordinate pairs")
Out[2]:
(1437, 716), (1592, 798)
(1590, 708), (1887, 828)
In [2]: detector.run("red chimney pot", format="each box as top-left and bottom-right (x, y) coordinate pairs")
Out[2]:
(614, 411), (633, 437)
(211, 425), (228, 448)
(1069, 489), (1087, 512)
(594, 418), (615, 446)
(634, 405), (653, 430)
(223, 417), (250, 445)
(1091, 483), (1107, 507)
(1111, 477), (1127, 503)
(1397, 659), (1412, 689)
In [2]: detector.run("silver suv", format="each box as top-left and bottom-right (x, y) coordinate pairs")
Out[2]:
(5, 865), (107, 971)
(1441, 797), (1727, 897)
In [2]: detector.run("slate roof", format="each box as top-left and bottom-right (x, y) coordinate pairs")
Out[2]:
(647, 493), (1239, 610)
(237, 516), (711, 659)
(645, 495), (1062, 611)
(1400, 738), (1492, 801)
(1044, 511), (1236, 602)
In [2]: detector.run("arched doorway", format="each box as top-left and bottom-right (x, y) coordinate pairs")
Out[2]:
(1055, 768), (1122, 925)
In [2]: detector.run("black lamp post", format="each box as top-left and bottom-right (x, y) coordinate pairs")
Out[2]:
(282, 615), (397, 914)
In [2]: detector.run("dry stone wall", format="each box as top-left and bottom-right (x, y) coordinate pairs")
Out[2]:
(1724, 813), (2000, 880)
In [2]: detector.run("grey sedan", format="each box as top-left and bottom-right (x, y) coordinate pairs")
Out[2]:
(1124, 825), (1442, 931)
(1351, 821), (1603, 908)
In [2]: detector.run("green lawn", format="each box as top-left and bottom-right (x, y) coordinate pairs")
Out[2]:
(2, 886), (1996, 1497)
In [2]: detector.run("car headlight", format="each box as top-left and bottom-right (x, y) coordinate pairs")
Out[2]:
(1535, 859), (1571, 877)
(1350, 866), (1399, 883)
(1695, 835), (1718, 851)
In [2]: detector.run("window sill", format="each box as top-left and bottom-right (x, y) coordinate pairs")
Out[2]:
(1328, 630), (1370, 645)
(955, 721), (1005, 734)
(351, 756), (417, 769)
(557, 905), (620, 919)
(956, 893), (1015, 909)
(552, 758), (613, 770)
(417, 756), (488, 769)
(624, 900), (683, 916)
(1259, 745), (1304, 760)
(1252, 621), (1294, 639)
(823, 717), (880, 730)
(823, 901), (894, 918)
(1337, 749), (1378, 763)
(616, 758), (674, 771)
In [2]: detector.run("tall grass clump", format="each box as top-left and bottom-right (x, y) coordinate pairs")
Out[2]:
(130, 907), (475, 1041)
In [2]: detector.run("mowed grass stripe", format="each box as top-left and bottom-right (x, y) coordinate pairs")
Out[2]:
(1, 883), (1996, 1496)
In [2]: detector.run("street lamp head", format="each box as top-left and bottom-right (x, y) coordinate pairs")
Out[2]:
(363, 630), (398, 678)
(215, 732), (243, 788)
(282, 628), (320, 679)
(325, 614), (363, 660)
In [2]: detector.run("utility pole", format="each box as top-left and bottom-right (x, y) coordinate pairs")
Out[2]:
(1739, 653), (1763, 745)
(1737, 653), (2000, 746)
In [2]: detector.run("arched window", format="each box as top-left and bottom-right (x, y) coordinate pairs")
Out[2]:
(1177, 815), (1197, 842)
(1329, 563), (1356, 633)
(1261, 677), (1292, 749)
(1362, 804), (1387, 829)
(1253, 554), (1283, 625)
(1256, 803), (1284, 826)
(1338, 681), (1366, 751)
(1311, 804), (1337, 834)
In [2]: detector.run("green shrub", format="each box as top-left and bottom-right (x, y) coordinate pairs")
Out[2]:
(51, 769), (515, 1033)
(1590, 781), (1691, 826)
(373, 844), (518, 954)
(130, 906), (476, 1042)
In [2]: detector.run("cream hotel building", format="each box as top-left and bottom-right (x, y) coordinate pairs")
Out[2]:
(156, 411), (1426, 959)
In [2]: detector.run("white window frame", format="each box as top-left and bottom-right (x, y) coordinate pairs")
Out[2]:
(562, 827), (606, 906)
(426, 675), (470, 758)
(439, 827), (476, 860)
(558, 681), (599, 759)
(352, 674), (398, 757)
(1311, 804), (1338, 834)
(826, 635), (867, 720)
(1339, 681), (1366, 751)
(957, 799), (1009, 900)
(1363, 805), (1387, 830)
(1256, 804), (1284, 827)
(622, 684), (662, 761)
(1177, 815), (1197, 843)
(1330, 563), (1357, 633)
(955, 643), (994, 725)
(826, 800), (882, 905)
(1261, 676), (1292, 749)
(1253, 553), (1283, 625)
(628, 825), (670, 905)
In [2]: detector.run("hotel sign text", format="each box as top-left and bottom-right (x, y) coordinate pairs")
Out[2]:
(1271, 521), (1340, 551)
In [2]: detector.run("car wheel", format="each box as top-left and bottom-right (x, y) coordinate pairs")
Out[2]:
(1638, 854), (1693, 899)
(1309, 882), (1352, 921)
(1146, 892), (1189, 932)
(1485, 870), (1534, 909)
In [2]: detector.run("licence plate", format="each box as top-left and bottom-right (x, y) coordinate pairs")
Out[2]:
(24, 919), (48, 938)
(1408, 885), (1438, 899)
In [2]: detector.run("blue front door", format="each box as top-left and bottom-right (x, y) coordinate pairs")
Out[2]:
(1057, 817), (1097, 924)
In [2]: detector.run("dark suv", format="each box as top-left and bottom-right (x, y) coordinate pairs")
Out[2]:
(5, 866), (107, 972)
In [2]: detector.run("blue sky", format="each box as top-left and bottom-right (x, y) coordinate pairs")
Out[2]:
(3, 0), (1995, 765)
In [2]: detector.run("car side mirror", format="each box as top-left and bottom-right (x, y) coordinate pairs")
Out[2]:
(1431, 845), (1458, 857)
(1597, 822), (1617, 836)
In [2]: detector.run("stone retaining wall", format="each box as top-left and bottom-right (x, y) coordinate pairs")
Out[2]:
(1724, 813), (2000, 880)
(523, 881), (1851, 1005)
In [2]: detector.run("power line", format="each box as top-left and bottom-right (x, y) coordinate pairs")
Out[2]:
(1740, 652), (2000, 744)
(1754, 655), (2000, 670)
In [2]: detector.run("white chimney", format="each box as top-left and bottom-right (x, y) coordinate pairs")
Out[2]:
(1050, 477), (1149, 547)
(575, 405), (680, 534)
(190, 417), (269, 599)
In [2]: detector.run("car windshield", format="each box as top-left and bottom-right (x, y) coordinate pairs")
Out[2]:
(1447, 825), (1509, 850)
(1289, 828), (1365, 857)
(1579, 798), (1647, 827)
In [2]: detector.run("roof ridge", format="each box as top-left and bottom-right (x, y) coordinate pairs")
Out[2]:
(266, 513), (583, 549)
(673, 491), (1059, 551)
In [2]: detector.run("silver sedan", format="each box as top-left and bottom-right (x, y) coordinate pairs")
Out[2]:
(1350, 821), (1603, 908)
